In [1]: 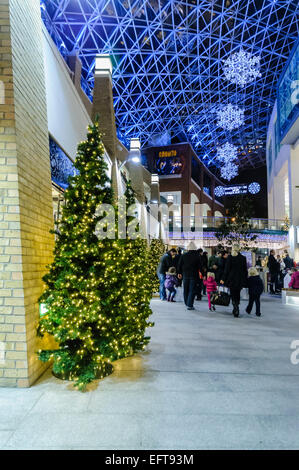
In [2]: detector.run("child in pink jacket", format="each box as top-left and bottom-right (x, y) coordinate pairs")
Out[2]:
(204, 272), (218, 311)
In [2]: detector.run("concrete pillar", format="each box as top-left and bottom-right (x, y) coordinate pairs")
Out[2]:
(92, 74), (117, 161)
(0, 0), (54, 387)
(67, 53), (82, 91)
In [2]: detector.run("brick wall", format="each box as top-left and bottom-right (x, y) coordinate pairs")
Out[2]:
(0, 0), (54, 387)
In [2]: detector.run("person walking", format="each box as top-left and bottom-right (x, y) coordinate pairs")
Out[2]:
(157, 248), (177, 300)
(215, 250), (228, 284)
(201, 251), (208, 295)
(196, 248), (204, 300)
(204, 272), (218, 312)
(178, 242), (202, 310)
(221, 244), (248, 317)
(164, 267), (180, 302)
(267, 249), (281, 294)
(246, 267), (264, 317)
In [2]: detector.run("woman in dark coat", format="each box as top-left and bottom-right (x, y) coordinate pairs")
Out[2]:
(221, 244), (248, 317)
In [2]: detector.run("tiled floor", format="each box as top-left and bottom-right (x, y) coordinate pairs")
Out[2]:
(1, 294), (299, 449)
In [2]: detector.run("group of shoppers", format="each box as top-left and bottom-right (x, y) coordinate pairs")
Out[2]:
(267, 249), (295, 294)
(158, 243), (263, 317)
(158, 245), (299, 317)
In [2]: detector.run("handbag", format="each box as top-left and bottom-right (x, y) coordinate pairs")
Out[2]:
(210, 286), (230, 306)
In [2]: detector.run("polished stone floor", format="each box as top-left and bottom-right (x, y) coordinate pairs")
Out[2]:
(1, 294), (299, 450)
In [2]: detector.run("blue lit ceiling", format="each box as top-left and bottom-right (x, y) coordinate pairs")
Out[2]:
(41, 0), (299, 175)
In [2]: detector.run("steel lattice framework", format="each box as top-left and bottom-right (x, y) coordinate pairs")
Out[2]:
(41, 0), (299, 176)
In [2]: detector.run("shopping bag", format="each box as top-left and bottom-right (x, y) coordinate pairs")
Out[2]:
(175, 286), (184, 302)
(210, 286), (230, 306)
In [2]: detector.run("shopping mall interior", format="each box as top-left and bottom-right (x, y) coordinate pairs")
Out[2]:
(0, 0), (299, 452)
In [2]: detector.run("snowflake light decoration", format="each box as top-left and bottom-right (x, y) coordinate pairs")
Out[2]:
(223, 49), (262, 88)
(217, 142), (238, 164)
(248, 182), (261, 194)
(221, 162), (239, 181)
(214, 186), (225, 197)
(216, 104), (245, 131)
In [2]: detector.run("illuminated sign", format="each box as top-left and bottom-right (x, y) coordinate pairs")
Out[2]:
(214, 182), (261, 197)
(155, 152), (185, 175)
(158, 150), (177, 158)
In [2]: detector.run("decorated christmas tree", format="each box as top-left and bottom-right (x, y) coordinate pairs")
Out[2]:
(148, 238), (165, 294)
(115, 182), (154, 353)
(37, 122), (153, 390)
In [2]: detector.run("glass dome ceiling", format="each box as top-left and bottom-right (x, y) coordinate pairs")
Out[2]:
(41, 0), (299, 176)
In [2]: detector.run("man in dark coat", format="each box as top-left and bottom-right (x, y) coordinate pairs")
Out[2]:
(178, 242), (202, 310)
(157, 248), (177, 300)
(267, 249), (281, 294)
(221, 245), (248, 317)
(283, 251), (294, 270)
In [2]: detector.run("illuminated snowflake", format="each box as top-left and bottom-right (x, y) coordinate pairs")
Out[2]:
(216, 104), (245, 131)
(217, 142), (238, 164)
(248, 182), (261, 194)
(223, 49), (262, 88)
(214, 186), (225, 197)
(221, 162), (239, 181)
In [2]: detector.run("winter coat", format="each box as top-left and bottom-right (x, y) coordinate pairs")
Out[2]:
(247, 275), (264, 297)
(283, 256), (294, 269)
(208, 255), (219, 270)
(204, 276), (218, 294)
(267, 255), (280, 274)
(178, 250), (202, 280)
(157, 252), (175, 275)
(215, 256), (226, 283)
(164, 274), (179, 290)
(289, 271), (299, 289)
(222, 253), (248, 290)
(201, 253), (208, 273)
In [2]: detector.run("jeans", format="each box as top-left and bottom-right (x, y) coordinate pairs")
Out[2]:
(167, 287), (177, 300)
(158, 273), (166, 300)
(183, 278), (197, 308)
(246, 295), (261, 315)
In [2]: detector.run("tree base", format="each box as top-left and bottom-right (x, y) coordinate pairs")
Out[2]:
(52, 362), (113, 382)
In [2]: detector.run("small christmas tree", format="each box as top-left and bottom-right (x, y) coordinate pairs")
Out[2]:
(114, 182), (154, 355)
(148, 239), (166, 294)
(216, 195), (257, 250)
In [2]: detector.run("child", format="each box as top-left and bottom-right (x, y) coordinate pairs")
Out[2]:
(246, 267), (264, 317)
(204, 272), (218, 311)
(284, 268), (295, 289)
(288, 268), (299, 289)
(164, 267), (179, 302)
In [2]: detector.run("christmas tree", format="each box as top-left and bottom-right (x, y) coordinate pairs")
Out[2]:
(37, 122), (153, 390)
(148, 239), (165, 294)
(115, 182), (154, 354)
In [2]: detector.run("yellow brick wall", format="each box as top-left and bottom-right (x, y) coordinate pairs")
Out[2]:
(0, 0), (54, 387)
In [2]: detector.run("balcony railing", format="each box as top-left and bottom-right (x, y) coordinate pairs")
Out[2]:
(164, 216), (288, 232)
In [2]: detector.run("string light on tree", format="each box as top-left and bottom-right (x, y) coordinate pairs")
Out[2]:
(216, 103), (245, 131)
(223, 48), (262, 88)
(37, 120), (153, 391)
